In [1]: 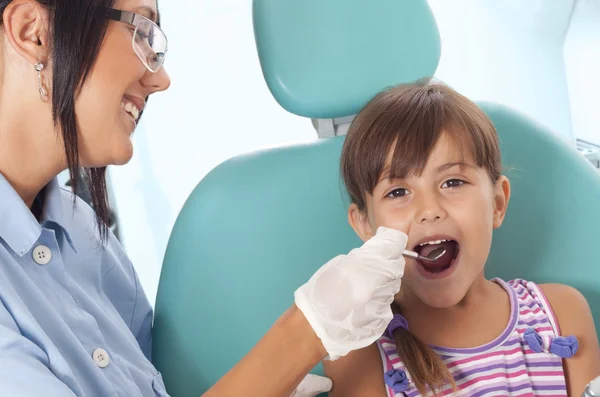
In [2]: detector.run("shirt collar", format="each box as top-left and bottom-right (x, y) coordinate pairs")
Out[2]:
(40, 178), (77, 253)
(0, 175), (76, 256)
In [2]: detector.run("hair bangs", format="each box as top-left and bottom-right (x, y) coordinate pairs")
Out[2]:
(341, 81), (502, 211)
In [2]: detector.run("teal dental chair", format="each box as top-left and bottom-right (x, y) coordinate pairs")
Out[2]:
(152, 1), (600, 396)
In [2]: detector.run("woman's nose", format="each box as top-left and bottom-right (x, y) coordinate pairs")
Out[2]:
(141, 66), (171, 93)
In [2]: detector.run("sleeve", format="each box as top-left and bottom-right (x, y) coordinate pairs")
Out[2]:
(0, 301), (77, 396)
(520, 279), (561, 336)
(104, 231), (155, 361)
(130, 266), (154, 361)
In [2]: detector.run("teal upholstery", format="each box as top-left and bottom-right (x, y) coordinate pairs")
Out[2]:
(253, 0), (440, 118)
(480, 102), (600, 311)
(153, 105), (600, 396)
(152, 0), (600, 396)
(153, 138), (354, 396)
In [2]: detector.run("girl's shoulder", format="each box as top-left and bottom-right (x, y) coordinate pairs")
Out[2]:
(502, 278), (557, 314)
(504, 278), (591, 354)
(534, 282), (592, 335)
(500, 278), (563, 333)
(503, 278), (583, 327)
(531, 282), (600, 394)
(503, 277), (579, 300)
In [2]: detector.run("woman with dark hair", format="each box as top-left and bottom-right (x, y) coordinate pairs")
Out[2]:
(0, 0), (408, 396)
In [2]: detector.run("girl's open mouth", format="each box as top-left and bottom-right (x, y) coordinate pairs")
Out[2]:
(415, 239), (460, 276)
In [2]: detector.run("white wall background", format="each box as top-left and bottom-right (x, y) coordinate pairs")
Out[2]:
(428, 0), (575, 140)
(109, 0), (600, 306)
(109, 0), (315, 305)
(564, 0), (600, 146)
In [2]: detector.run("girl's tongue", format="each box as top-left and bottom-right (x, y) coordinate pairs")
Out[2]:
(417, 240), (459, 273)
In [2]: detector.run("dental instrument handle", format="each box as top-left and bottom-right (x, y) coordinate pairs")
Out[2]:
(402, 250), (420, 260)
(582, 376), (600, 397)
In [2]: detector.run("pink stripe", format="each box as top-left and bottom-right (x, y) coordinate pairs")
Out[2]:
(516, 325), (553, 334)
(528, 371), (565, 377)
(520, 307), (542, 315)
(389, 357), (402, 365)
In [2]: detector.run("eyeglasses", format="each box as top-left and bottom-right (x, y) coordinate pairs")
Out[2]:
(105, 8), (168, 73)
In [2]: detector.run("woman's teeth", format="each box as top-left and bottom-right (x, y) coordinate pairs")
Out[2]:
(121, 101), (140, 122)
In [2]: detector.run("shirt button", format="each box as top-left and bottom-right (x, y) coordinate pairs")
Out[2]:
(92, 348), (110, 368)
(32, 245), (52, 265)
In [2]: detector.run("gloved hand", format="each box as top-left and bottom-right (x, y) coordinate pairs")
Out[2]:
(294, 226), (407, 360)
(289, 374), (332, 397)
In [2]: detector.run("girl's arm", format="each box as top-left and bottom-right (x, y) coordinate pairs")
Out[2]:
(540, 284), (600, 396)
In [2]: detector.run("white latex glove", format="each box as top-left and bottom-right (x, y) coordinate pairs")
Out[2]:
(294, 226), (407, 360)
(289, 374), (332, 397)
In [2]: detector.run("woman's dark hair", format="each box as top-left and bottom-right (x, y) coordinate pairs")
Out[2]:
(0, 0), (116, 242)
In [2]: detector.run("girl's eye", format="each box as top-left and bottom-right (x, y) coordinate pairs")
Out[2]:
(386, 188), (410, 198)
(441, 179), (465, 189)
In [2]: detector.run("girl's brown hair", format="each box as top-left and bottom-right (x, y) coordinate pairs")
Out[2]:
(340, 80), (502, 395)
(341, 79), (501, 212)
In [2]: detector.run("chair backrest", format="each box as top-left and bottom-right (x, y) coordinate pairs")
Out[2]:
(154, 138), (354, 395)
(252, 0), (440, 119)
(152, 1), (600, 396)
(480, 102), (600, 305)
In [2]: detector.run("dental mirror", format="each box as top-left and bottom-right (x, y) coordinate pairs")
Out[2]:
(402, 247), (446, 262)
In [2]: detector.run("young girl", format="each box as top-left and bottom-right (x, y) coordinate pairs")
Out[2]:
(325, 81), (600, 396)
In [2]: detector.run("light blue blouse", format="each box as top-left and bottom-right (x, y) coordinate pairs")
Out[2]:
(0, 174), (169, 396)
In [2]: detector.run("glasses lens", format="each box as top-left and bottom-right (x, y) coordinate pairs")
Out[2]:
(132, 19), (168, 72)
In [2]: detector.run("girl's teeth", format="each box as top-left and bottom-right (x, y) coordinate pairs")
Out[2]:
(419, 239), (449, 246)
(131, 107), (139, 120)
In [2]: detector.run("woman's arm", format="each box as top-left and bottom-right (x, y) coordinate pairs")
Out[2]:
(202, 305), (326, 397)
(203, 227), (408, 397)
(540, 283), (600, 396)
(323, 344), (387, 397)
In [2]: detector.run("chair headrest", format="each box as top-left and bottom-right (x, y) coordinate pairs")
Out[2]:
(253, 0), (441, 119)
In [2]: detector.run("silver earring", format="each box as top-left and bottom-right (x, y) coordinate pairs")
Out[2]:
(34, 61), (47, 100)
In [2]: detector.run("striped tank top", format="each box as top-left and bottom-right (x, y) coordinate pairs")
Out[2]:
(377, 279), (579, 397)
